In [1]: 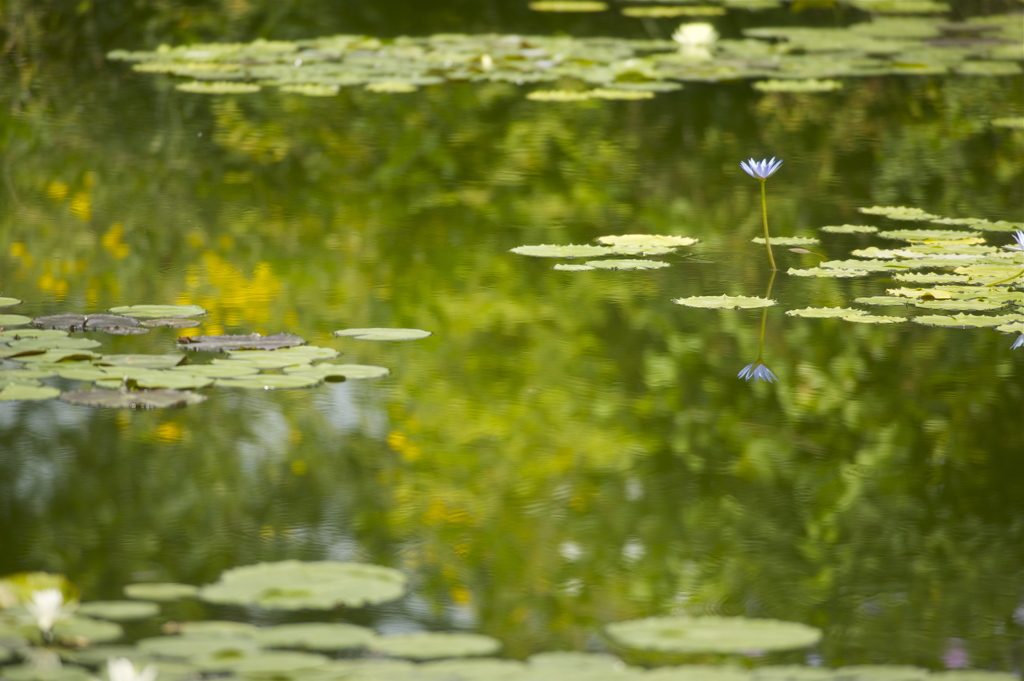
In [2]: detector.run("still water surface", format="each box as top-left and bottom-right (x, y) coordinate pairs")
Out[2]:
(1, 0), (1023, 671)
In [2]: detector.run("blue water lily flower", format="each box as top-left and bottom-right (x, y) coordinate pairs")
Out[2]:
(1012, 334), (1024, 349)
(738, 361), (778, 382)
(741, 157), (783, 180)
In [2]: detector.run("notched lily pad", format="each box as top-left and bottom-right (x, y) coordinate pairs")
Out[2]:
(605, 615), (822, 654)
(369, 632), (502, 660)
(672, 295), (777, 309)
(177, 332), (306, 352)
(59, 389), (207, 409)
(333, 328), (432, 341)
(199, 560), (408, 609)
(109, 304), (207, 319)
(912, 313), (1019, 327)
(511, 244), (612, 258)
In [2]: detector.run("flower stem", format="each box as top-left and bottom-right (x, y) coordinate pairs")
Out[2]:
(760, 179), (777, 271)
(756, 270), (776, 362)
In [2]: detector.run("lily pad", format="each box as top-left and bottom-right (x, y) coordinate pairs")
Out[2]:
(228, 346), (339, 363)
(0, 297), (22, 307)
(554, 264), (597, 271)
(0, 384), (61, 401)
(819, 224), (879, 234)
(753, 78), (842, 92)
(648, 664), (753, 681)
(31, 314), (86, 331)
(253, 623), (374, 651)
(887, 287), (953, 299)
(59, 389), (207, 409)
(834, 665), (929, 680)
(169, 364), (260, 378)
(138, 634), (259, 663)
(176, 81), (261, 94)
(420, 658), (528, 679)
(604, 615), (822, 654)
(877, 228), (981, 241)
(84, 314), (145, 333)
(224, 651), (329, 675)
(369, 632), (501, 660)
(510, 244), (612, 258)
(527, 90), (593, 102)
(199, 560), (408, 609)
(751, 236), (820, 245)
(333, 328), (432, 341)
(98, 354), (186, 369)
(76, 600), (160, 621)
(842, 314), (907, 323)
(109, 304), (207, 319)
(597, 234), (699, 247)
(529, 1), (609, 10)
(858, 206), (942, 221)
(785, 307), (868, 318)
(0, 664), (93, 681)
(177, 332), (306, 352)
(672, 295), (777, 309)
(584, 259), (670, 270)
(0, 315), (32, 326)
(52, 615), (124, 644)
(284, 363), (390, 380)
(787, 267), (869, 277)
(215, 374), (323, 390)
(914, 299), (1006, 311)
(854, 296), (913, 306)
(912, 313), (1020, 327)
(123, 583), (200, 601)
(177, 621), (259, 638)
(0, 329), (68, 340)
(891, 272), (971, 283)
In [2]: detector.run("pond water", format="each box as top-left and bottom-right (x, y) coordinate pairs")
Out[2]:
(1, 0), (1023, 676)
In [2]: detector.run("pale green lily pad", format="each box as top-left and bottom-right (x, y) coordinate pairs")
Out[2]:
(912, 313), (1020, 327)
(673, 295), (777, 309)
(931, 672), (1023, 681)
(589, 88), (656, 100)
(5, 349), (98, 363)
(858, 206), (942, 221)
(98, 354), (186, 369)
(877, 228), (981, 241)
(280, 84), (339, 96)
(0, 314), (32, 326)
(753, 78), (842, 92)
(850, 247), (919, 259)
(0, 384), (61, 401)
(752, 666), (836, 680)
(420, 658), (528, 679)
(604, 615), (822, 654)
(887, 287), (953, 299)
(819, 224), (878, 234)
(584, 259), (670, 270)
(199, 560), (407, 609)
(369, 632), (501, 660)
(124, 583), (200, 601)
(254, 623), (374, 651)
(178, 621), (259, 638)
(623, 5), (726, 16)
(176, 81), (261, 94)
(77, 600), (160, 621)
(333, 328), (432, 341)
(528, 651), (627, 671)
(0, 663), (93, 681)
(59, 389), (206, 408)
(788, 267), (869, 277)
(59, 645), (139, 667)
(786, 307), (868, 318)
(511, 244), (612, 258)
(170, 364), (260, 377)
(529, 0), (609, 10)
(527, 90), (593, 102)
(997, 320), (1024, 333)
(0, 328), (68, 340)
(956, 60), (1022, 76)
(215, 374), (322, 390)
(991, 117), (1024, 130)
(914, 299), (1007, 311)
(751, 236), (820, 245)
(365, 80), (417, 93)
(597, 234), (699, 247)
(228, 346), (338, 362)
(647, 664), (752, 681)
(554, 264), (597, 271)
(212, 356), (311, 370)
(52, 615), (124, 644)
(891, 272), (971, 283)
(224, 651), (329, 674)
(7, 337), (102, 352)
(843, 314), (907, 324)
(820, 259), (909, 272)
(854, 296), (913, 306)
(0, 297), (21, 307)
(284, 363), (390, 380)
(138, 634), (259, 662)
(834, 665), (929, 680)
(130, 372), (215, 390)
(109, 304), (207, 318)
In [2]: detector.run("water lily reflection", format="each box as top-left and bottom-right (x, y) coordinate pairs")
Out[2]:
(738, 361), (777, 383)
(1012, 334), (1024, 349)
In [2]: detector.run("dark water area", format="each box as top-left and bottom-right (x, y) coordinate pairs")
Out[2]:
(1, 0), (1023, 673)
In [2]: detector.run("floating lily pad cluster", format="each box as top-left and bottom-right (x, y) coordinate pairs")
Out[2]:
(511, 234), (697, 271)
(107, 12), (1023, 100)
(0, 300), (426, 405)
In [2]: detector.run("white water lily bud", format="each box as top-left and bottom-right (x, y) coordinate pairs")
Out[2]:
(25, 589), (66, 634)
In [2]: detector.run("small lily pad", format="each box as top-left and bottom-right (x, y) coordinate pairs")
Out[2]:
(0, 297), (22, 307)
(753, 78), (842, 92)
(98, 354), (186, 369)
(138, 634), (259, 662)
(584, 259), (670, 270)
(109, 304), (207, 319)
(751, 236), (820, 245)
(369, 632), (502, 660)
(77, 600), (160, 621)
(124, 583), (200, 601)
(554, 264), (597, 271)
(59, 389), (207, 408)
(819, 224), (879, 234)
(597, 234), (699, 247)
(177, 332), (306, 352)
(0, 314), (32, 326)
(858, 206), (942, 221)
(176, 81), (261, 94)
(178, 621), (259, 638)
(788, 267), (869, 277)
(254, 623), (374, 651)
(842, 313), (907, 324)
(786, 307), (868, 318)
(529, 0), (609, 10)
(170, 364), (260, 378)
(215, 374), (323, 390)
(284, 363), (390, 380)
(333, 328), (432, 341)
(0, 328), (69, 340)
(834, 665), (929, 680)
(511, 244), (612, 258)
(0, 384), (61, 401)
(527, 90), (593, 102)
(605, 615), (822, 654)
(672, 295), (777, 309)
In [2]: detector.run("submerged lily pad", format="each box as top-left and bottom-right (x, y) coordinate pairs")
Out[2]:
(199, 560), (408, 609)
(254, 623), (374, 651)
(59, 389), (207, 409)
(177, 332), (306, 352)
(124, 583), (200, 601)
(584, 259), (670, 270)
(672, 295), (777, 309)
(333, 328), (432, 341)
(511, 244), (612, 258)
(605, 615), (822, 654)
(369, 632), (501, 660)
(109, 304), (207, 319)
(77, 600), (160, 621)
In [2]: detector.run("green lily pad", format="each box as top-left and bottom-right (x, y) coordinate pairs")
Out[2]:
(785, 307), (868, 318)
(752, 666), (836, 680)
(648, 664), (753, 680)
(52, 615), (124, 644)
(123, 583), (200, 601)
(891, 272), (971, 283)
(76, 600), (160, 621)
(177, 333), (306, 352)
(365, 80), (418, 93)
(511, 244), (613, 258)
(751, 236), (820, 245)
(605, 615), (822, 654)
(528, 651), (629, 670)
(176, 81), (261, 94)
(280, 84), (340, 97)
(834, 665), (929, 680)
(215, 374), (323, 390)
(0, 384), (61, 401)
(0, 314), (32, 326)
(169, 364), (260, 378)
(7, 337), (102, 352)
(16, 349), (99, 363)
(0, 297), (21, 307)
(854, 296), (913, 306)
(177, 621), (259, 638)
(253, 623), (374, 651)
(138, 634), (259, 663)
(819, 224), (878, 233)
(228, 346), (339, 363)
(333, 328), (432, 341)
(59, 389), (207, 408)
(877, 228), (981, 241)
(753, 78), (842, 92)
(284, 363), (390, 380)
(109, 304), (207, 319)
(788, 267), (869, 277)
(369, 632), (501, 660)
(912, 313), (1020, 327)
(59, 645), (139, 667)
(843, 314), (907, 324)
(584, 259), (670, 270)
(588, 88), (656, 100)
(529, 0), (609, 10)
(0, 664), (93, 681)
(98, 354), (186, 369)
(0, 328), (68, 340)
(914, 299), (1007, 311)
(554, 264), (597, 271)
(597, 234), (699, 247)
(199, 560), (408, 609)
(858, 206), (942, 221)
(672, 295), (777, 309)
(527, 90), (594, 102)
(930, 672), (1023, 681)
